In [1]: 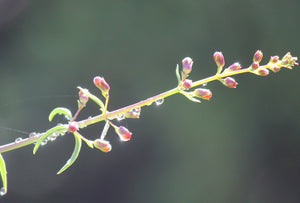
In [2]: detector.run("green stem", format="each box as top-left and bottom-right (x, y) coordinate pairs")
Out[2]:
(0, 67), (253, 154)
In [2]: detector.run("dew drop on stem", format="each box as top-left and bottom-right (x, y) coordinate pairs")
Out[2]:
(202, 83), (207, 87)
(0, 187), (6, 196)
(117, 113), (125, 121)
(155, 98), (164, 106)
(15, 137), (22, 143)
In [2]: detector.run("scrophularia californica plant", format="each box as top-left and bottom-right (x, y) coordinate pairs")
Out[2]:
(0, 50), (298, 195)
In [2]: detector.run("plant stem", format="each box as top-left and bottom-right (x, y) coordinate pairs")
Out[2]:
(0, 67), (252, 154)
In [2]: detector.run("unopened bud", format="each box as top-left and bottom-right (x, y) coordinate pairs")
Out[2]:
(270, 56), (279, 64)
(251, 62), (259, 70)
(182, 57), (193, 75)
(256, 68), (269, 76)
(213, 52), (225, 68)
(253, 50), (263, 63)
(222, 77), (238, 88)
(182, 79), (192, 89)
(68, 121), (79, 133)
(193, 88), (212, 100)
(227, 62), (241, 71)
(93, 139), (112, 152)
(78, 90), (89, 106)
(271, 65), (281, 72)
(115, 126), (132, 141)
(93, 76), (110, 95)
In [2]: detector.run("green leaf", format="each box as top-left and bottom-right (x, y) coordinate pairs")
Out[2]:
(49, 107), (72, 122)
(33, 125), (68, 155)
(57, 132), (82, 174)
(175, 64), (181, 84)
(77, 87), (105, 111)
(0, 154), (7, 196)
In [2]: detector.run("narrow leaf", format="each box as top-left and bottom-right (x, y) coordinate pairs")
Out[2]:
(49, 107), (72, 122)
(0, 154), (7, 196)
(77, 87), (105, 111)
(175, 64), (181, 84)
(181, 91), (201, 103)
(33, 125), (68, 155)
(57, 132), (82, 174)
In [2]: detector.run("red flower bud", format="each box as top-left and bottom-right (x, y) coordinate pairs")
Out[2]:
(193, 88), (212, 100)
(213, 52), (225, 68)
(223, 77), (238, 88)
(256, 68), (269, 76)
(182, 57), (193, 75)
(182, 79), (192, 89)
(78, 90), (89, 106)
(68, 121), (79, 133)
(270, 56), (279, 64)
(93, 76), (110, 94)
(253, 50), (263, 63)
(116, 126), (132, 141)
(251, 62), (259, 70)
(227, 62), (241, 71)
(93, 139), (112, 152)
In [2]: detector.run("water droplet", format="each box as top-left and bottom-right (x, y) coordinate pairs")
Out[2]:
(41, 140), (48, 146)
(0, 187), (6, 196)
(117, 113), (125, 121)
(88, 116), (92, 119)
(29, 132), (37, 138)
(202, 83), (207, 87)
(50, 136), (57, 141)
(133, 107), (141, 113)
(155, 98), (164, 106)
(15, 137), (23, 143)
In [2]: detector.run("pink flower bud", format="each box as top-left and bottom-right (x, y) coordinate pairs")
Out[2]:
(182, 57), (193, 75)
(223, 77), (238, 88)
(253, 50), (263, 63)
(256, 68), (269, 76)
(182, 79), (192, 89)
(193, 88), (212, 100)
(270, 56), (279, 64)
(93, 76), (110, 94)
(78, 90), (89, 106)
(251, 62), (259, 70)
(115, 126), (132, 141)
(227, 62), (241, 71)
(213, 52), (225, 68)
(125, 107), (141, 118)
(68, 121), (79, 133)
(93, 139), (112, 152)
(271, 65), (281, 72)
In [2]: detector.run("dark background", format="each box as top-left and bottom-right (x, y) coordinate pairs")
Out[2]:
(0, 0), (299, 202)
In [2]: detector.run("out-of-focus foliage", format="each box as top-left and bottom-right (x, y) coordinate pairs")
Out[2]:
(0, 0), (299, 202)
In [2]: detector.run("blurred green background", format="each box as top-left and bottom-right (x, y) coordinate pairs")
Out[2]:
(0, 0), (299, 202)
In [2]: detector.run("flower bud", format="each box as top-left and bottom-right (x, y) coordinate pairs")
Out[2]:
(251, 62), (259, 70)
(193, 88), (212, 100)
(125, 107), (141, 118)
(182, 57), (193, 75)
(115, 126), (132, 141)
(213, 52), (225, 68)
(227, 62), (241, 71)
(281, 52), (298, 68)
(93, 139), (112, 152)
(270, 55), (279, 64)
(253, 50), (263, 63)
(271, 65), (280, 72)
(182, 79), (192, 90)
(93, 76), (110, 95)
(222, 77), (238, 88)
(78, 90), (89, 106)
(256, 68), (269, 76)
(68, 121), (79, 133)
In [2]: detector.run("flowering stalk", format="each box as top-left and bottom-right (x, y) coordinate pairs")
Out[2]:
(0, 51), (297, 195)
